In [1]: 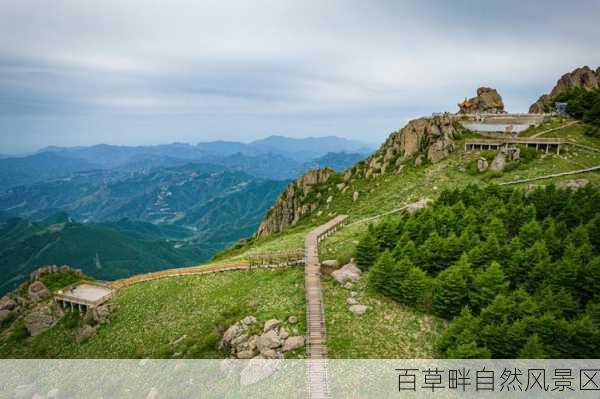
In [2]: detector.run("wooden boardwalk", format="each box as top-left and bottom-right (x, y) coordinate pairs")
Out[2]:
(304, 215), (348, 399)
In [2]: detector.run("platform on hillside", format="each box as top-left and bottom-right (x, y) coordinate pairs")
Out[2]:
(55, 281), (113, 312)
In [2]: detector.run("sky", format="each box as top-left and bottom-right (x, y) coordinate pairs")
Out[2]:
(1, 0), (599, 154)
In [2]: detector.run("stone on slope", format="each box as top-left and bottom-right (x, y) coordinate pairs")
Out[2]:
(346, 297), (359, 306)
(263, 319), (281, 333)
(0, 296), (17, 311)
(28, 281), (51, 303)
(331, 263), (362, 285)
(282, 336), (305, 352)
(489, 151), (506, 173)
(349, 305), (369, 316)
(477, 158), (488, 172)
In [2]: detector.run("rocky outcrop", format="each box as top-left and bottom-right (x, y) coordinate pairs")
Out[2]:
(220, 316), (305, 360)
(458, 87), (505, 114)
(557, 179), (590, 190)
(28, 281), (51, 303)
(256, 168), (334, 237)
(529, 66), (600, 113)
(24, 302), (64, 337)
(331, 262), (362, 285)
(355, 115), (457, 180)
(489, 152), (506, 173)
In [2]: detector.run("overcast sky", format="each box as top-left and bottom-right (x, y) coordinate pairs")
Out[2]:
(1, 0), (599, 153)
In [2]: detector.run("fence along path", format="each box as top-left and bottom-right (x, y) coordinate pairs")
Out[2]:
(304, 215), (348, 399)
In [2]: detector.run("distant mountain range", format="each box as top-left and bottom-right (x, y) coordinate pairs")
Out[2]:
(0, 135), (371, 291)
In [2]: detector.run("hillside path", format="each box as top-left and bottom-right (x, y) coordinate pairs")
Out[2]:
(304, 215), (348, 399)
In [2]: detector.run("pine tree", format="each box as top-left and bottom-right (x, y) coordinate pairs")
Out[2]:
(446, 341), (492, 359)
(519, 219), (543, 248)
(432, 256), (473, 318)
(368, 250), (395, 294)
(470, 261), (508, 312)
(355, 228), (379, 270)
(402, 266), (431, 308)
(517, 334), (549, 359)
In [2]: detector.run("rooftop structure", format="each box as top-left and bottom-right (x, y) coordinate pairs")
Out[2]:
(54, 281), (113, 313)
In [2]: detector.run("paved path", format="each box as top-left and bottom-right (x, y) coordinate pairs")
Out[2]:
(304, 215), (348, 399)
(530, 120), (579, 138)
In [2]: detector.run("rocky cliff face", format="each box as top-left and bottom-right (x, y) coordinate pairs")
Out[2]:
(458, 87), (505, 114)
(355, 114), (457, 178)
(529, 66), (600, 113)
(256, 168), (334, 237)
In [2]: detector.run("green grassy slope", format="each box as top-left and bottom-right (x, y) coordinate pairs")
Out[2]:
(0, 268), (306, 358)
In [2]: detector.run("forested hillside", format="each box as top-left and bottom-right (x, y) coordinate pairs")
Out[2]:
(358, 184), (600, 358)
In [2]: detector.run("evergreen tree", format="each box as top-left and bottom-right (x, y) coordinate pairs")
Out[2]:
(446, 342), (492, 359)
(402, 266), (431, 308)
(517, 335), (549, 359)
(432, 256), (473, 318)
(470, 261), (508, 312)
(519, 219), (543, 248)
(368, 250), (395, 294)
(355, 228), (379, 270)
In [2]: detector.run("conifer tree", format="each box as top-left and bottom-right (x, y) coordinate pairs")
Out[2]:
(432, 256), (473, 318)
(517, 334), (549, 359)
(470, 261), (508, 312)
(355, 228), (379, 270)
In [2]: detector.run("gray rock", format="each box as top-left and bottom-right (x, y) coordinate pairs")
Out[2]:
(557, 179), (590, 190)
(0, 309), (13, 323)
(222, 321), (248, 345)
(331, 263), (362, 285)
(279, 327), (289, 340)
(237, 349), (257, 359)
(353, 191), (359, 202)
(241, 315), (257, 326)
(343, 282), (354, 289)
(257, 330), (282, 351)
(24, 303), (63, 336)
(0, 295), (16, 311)
(28, 281), (51, 302)
(263, 319), (281, 333)
(282, 336), (305, 352)
(287, 315), (298, 324)
(346, 297), (359, 306)
(349, 305), (368, 316)
(489, 151), (506, 173)
(414, 154), (424, 167)
(261, 349), (282, 359)
(76, 324), (97, 343)
(477, 158), (488, 172)
(321, 259), (338, 268)
(406, 198), (432, 214)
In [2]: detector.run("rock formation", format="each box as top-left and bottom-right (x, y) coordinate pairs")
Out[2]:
(356, 115), (457, 180)
(256, 168), (334, 237)
(220, 316), (305, 360)
(529, 66), (600, 113)
(458, 87), (505, 114)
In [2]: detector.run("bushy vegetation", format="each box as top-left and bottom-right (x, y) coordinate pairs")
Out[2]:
(355, 183), (600, 358)
(554, 88), (600, 137)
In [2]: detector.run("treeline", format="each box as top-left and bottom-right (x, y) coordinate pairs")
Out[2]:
(554, 87), (600, 137)
(355, 184), (600, 358)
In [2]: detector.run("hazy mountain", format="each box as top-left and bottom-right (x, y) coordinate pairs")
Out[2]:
(0, 152), (99, 189)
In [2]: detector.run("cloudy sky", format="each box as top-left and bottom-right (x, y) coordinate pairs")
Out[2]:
(1, 0), (599, 153)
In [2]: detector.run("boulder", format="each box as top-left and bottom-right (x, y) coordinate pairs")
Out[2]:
(458, 87), (505, 114)
(346, 297), (359, 306)
(287, 315), (298, 324)
(282, 336), (305, 352)
(414, 154), (424, 167)
(91, 304), (112, 324)
(28, 281), (51, 302)
(0, 309), (13, 324)
(279, 327), (289, 340)
(241, 315), (257, 326)
(321, 260), (338, 268)
(349, 305), (369, 316)
(76, 324), (97, 343)
(489, 151), (506, 173)
(0, 296), (17, 311)
(261, 349), (282, 359)
(257, 330), (282, 352)
(406, 198), (432, 214)
(24, 303), (63, 337)
(557, 179), (590, 190)
(343, 282), (354, 290)
(331, 263), (362, 285)
(236, 350), (256, 359)
(263, 319), (281, 333)
(353, 191), (359, 202)
(477, 158), (488, 172)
